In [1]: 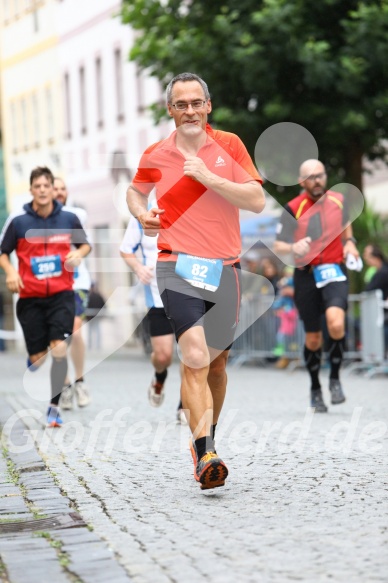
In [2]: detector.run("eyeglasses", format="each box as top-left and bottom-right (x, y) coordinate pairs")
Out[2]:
(302, 172), (327, 182)
(170, 100), (207, 111)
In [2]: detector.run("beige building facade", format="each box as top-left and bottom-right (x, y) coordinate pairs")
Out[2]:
(0, 0), (64, 211)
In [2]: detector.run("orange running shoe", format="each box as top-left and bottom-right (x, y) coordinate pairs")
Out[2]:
(195, 452), (228, 490)
(189, 438), (199, 481)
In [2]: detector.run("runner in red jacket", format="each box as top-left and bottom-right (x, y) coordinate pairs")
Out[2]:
(0, 166), (91, 426)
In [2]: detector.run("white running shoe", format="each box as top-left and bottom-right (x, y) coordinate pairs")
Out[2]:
(74, 381), (91, 407)
(59, 385), (74, 410)
(148, 378), (165, 407)
(176, 408), (188, 425)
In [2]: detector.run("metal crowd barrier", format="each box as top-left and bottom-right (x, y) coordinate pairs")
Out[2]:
(346, 290), (388, 378)
(230, 294), (303, 367)
(230, 292), (387, 374)
(1, 292), (387, 377)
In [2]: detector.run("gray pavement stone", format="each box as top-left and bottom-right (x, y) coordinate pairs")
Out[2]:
(0, 535), (70, 583)
(1, 350), (387, 583)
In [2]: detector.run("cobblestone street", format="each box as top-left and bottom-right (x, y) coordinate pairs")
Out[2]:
(0, 350), (387, 583)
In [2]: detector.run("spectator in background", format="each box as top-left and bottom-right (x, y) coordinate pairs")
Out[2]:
(86, 282), (106, 350)
(240, 250), (262, 299)
(0, 292), (5, 351)
(260, 257), (281, 293)
(258, 257), (281, 359)
(272, 266), (298, 369)
(363, 244), (388, 353)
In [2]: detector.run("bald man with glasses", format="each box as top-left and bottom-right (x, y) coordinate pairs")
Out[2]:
(274, 159), (359, 412)
(126, 72), (265, 490)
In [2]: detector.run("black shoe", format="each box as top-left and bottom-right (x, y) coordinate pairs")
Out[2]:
(310, 390), (328, 413)
(329, 379), (346, 404)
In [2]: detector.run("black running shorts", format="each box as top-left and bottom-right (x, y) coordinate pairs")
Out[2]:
(147, 307), (174, 337)
(16, 291), (75, 356)
(156, 261), (241, 351)
(293, 267), (348, 333)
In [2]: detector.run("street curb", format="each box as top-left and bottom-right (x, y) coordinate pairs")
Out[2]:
(0, 397), (133, 583)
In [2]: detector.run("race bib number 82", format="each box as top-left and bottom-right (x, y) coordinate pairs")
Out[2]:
(175, 254), (223, 292)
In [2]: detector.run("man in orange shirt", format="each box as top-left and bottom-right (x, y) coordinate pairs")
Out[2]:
(127, 72), (265, 490)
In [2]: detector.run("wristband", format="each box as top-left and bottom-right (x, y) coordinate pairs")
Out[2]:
(345, 236), (357, 244)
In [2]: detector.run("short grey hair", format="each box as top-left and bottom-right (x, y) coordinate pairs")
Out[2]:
(166, 72), (210, 104)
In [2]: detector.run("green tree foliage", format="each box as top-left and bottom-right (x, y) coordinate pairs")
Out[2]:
(121, 0), (388, 198)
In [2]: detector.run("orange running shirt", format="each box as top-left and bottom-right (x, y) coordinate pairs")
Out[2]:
(132, 124), (262, 260)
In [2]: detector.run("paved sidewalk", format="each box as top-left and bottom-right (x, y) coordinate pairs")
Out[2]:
(0, 350), (387, 583)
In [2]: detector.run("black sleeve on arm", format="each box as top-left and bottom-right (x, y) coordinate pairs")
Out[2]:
(0, 220), (17, 256)
(365, 270), (387, 293)
(71, 215), (90, 248)
(275, 204), (297, 243)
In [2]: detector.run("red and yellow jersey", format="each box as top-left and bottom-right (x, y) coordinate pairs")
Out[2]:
(132, 124), (262, 261)
(276, 190), (349, 266)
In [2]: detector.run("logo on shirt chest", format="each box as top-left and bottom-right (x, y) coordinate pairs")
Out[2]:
(215, 155), (226, 167)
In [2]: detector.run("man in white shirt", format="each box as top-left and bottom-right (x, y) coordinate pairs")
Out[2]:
(53, 178), (91, 408)
(120, 214), (185, 423)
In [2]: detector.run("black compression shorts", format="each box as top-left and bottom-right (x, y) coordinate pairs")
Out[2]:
(156, 261), (241, 351)
(147, 307), (174, 337)
(16, 291), (75, 356)
(293, 267), (348, 333)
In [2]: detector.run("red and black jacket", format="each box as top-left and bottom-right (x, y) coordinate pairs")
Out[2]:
(276, 190), (349, 267)
(0, 201), (90, 298)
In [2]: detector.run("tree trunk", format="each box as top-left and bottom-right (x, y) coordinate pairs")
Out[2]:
(344, 140), (363, 193)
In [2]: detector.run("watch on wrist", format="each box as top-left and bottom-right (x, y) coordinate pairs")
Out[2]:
(345, 236), (357, 244)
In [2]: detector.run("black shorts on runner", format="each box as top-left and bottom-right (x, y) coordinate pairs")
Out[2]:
(147, 307), (174, 337)
(156, 261), (241, 351)
(16, 291), (75, 356)
(293, 266), (348, 333)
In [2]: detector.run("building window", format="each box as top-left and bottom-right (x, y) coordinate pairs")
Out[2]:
(114, 48), (125, 122)
(79, 66), (87, 134)
(21, 97), (29, 150)
(46, 87), (54, 143)
(32, 93), (39, 147)
(32, 8), (39, 32)
(10, 102), (19, 153)
(94, 225), (110, 294)
(95, 57), (104, 128)
(3, 0), (10, 23)
(63, 73), (72, 139)
(136, 68), (145, 113)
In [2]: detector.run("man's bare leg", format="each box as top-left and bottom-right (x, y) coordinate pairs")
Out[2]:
(179, 326), (212, 438)
(70, 316), (85, 381)
(207, 349), (229, 424)
(150, 333), (174, 373)
(148, 333), (174, 407)
(179, 326), (228, 489)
